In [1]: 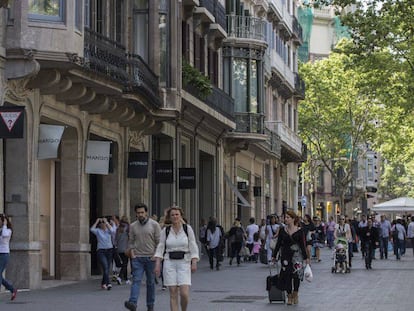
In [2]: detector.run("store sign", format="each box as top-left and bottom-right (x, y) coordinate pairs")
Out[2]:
(85, 140), (111, 175)
(179, 168), (196, 189)
(0, 105), (25, 138)
(37, 124), (65, 159)
(154, 160), (173, 183)
(128, 152), (149, 178)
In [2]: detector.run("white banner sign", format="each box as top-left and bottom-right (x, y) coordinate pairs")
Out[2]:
(37, 124), (65, 159)
(85, 140), (111, 175)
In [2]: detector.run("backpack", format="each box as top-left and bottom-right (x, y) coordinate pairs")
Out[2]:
(163, 224), (189, 256)
(234, 227), (244, 242)
(165, 223), (188, 239)
(392, 227), (399, 240)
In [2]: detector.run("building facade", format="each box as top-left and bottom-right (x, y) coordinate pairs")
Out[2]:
(0, 0), (304, 289)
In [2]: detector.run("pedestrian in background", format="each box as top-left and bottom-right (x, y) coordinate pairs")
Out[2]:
(407, 216), (414, 257)
(154, 206), (199, 311)
(313, 217), (325, 262)
(115, 216), (130, 284)
(0, 214), (17, 301)
(199, 218), (207, 255)
(206, 217), (224, 270)
(391, 219), (406, 260)
(360, 218), (379, 269)
(246, 217), (259, 261)
(124, 204), (161, 311)
(379, 215), (391, 259)
(326, 216), (336, 249)
(227, 218), (245, 266)
(301, 214), (315, 259)
(90, 217), (116, 290)
(265, 215), (280, 263)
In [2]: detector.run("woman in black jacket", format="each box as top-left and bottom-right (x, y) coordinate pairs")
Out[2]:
(273, 211), (310, 305)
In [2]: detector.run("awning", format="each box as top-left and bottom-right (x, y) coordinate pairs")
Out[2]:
(224, 173), (251, 207)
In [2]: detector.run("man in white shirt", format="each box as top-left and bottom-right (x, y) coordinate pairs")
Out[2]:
(246, 217), (259, 261)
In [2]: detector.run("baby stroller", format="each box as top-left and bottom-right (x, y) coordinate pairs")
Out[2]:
(331, 237), (350, 274)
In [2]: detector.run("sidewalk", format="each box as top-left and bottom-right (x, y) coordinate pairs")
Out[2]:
(1, 247), (414, 310)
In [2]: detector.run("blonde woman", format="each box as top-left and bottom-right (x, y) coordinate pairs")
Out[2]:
(154, 207), (199, 311)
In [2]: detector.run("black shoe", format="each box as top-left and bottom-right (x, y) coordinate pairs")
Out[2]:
(124, 301), (137, 311)
(365, 264), (369, 269)
(229, 259), (233, 266)
(147, 306), (154, 311)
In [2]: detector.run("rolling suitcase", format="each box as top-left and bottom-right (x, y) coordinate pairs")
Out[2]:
(259, 247), (268, 264)
(266, 263), (286, 304)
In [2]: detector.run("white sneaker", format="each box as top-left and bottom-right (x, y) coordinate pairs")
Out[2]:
(126, 280), (131, 285)
(116, 277), (122, 285)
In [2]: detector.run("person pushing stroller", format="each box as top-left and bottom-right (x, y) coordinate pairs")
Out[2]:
(333, 216), (352, 271)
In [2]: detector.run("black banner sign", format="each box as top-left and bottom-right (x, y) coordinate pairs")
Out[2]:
(128, 152), (149, 178)
(179, 168), (196, 189)
(0, 105), (25, 138)
(154, 160), (173, 184)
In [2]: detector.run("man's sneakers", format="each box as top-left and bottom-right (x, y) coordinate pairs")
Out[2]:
(11, 289), (17, 301)
(101, 284), (112, 290)
(124, 301), (137, 311)
(116, 276), (122, 285)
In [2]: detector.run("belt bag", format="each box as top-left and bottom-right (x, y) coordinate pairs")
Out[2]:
(169, 251), (185, 260)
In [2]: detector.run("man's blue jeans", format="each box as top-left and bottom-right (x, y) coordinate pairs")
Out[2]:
(97, 249), (113, 285)
(379, 237), (389, 259)
(0, 253), (15, 293)
(128, 257), (155, 307)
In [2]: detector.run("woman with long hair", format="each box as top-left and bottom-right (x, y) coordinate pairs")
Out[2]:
(0, 214), (18, 300)
(90, 217), (116, 290)
(154, 207), (199, 311)
(272, 211), (309, 305)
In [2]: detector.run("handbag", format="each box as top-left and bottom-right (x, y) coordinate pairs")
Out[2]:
(304, 264), (313, 282)
(169, 251), (185, 260)
(269, 238), (277, 250)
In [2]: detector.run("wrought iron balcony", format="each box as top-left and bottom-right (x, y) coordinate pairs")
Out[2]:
(183, 84), (235, 121)
(83, 28), (128, 83)
(234, 112), (265, 134)
(126, 53), (160, 106)
(199, 0), (226, 31)
(226, 15), (266, 42)
(264, 127), (281, 155)
(292, 16), (303, 43)
(82, 28), (160, 106)
(294, 73), (305, 99)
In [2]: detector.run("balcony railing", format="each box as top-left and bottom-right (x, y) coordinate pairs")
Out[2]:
(269, 0), (293, 34)
(83, 28), (128, 83)
(294, 73), (305, 99)
(264, 127), (281, 155)
(126, 53), (160, 106)
(199, 0), (226, 31)
(226, 15), (266, 41)
(82, 28), (160, 105)
(292, 16), (303, 42)
(183, 84), (235, 121)
(271, 50), (295, 89)
(234, 112), (264, 134)
(266, 121), (301, 154)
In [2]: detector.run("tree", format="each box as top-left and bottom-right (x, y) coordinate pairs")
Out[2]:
(299, 41), (382, 214)
(310, 0), (414, 200)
